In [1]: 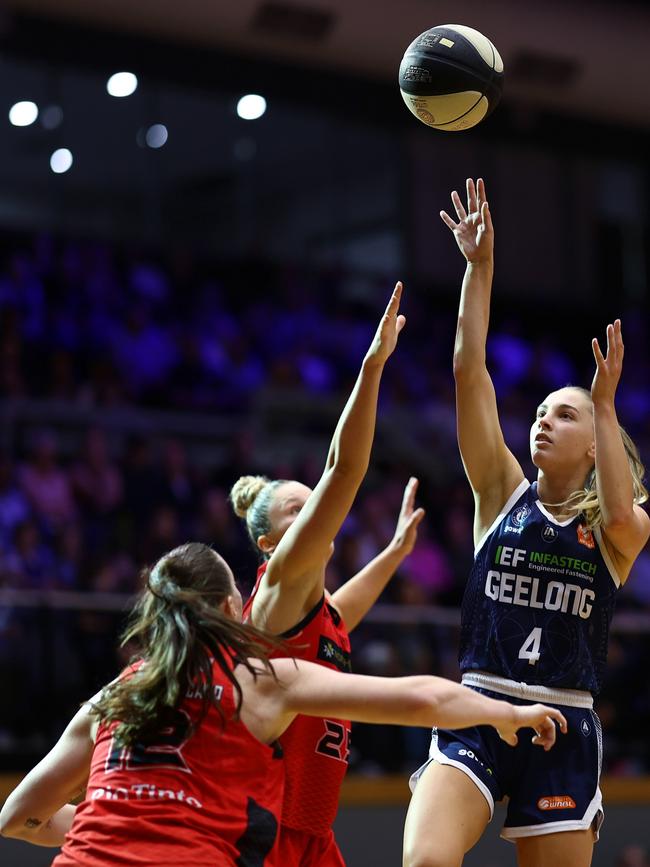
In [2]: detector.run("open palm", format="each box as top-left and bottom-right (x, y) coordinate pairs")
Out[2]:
(440, 178), (494, 264)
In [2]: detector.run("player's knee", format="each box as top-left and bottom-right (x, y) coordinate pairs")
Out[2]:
(403, 840), (462, 867)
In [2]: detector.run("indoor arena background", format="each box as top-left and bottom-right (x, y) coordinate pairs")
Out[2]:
(1, 1), (650, 865)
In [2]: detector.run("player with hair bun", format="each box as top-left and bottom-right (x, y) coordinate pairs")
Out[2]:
(403, 179), (650, 867)
(230, 283), (426, 866)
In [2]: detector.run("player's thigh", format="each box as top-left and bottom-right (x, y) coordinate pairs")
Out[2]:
(516, 828), (595, 867)
(403, 761), (491, 867)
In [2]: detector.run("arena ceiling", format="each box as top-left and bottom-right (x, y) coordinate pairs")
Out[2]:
(4, 0), (650, 129)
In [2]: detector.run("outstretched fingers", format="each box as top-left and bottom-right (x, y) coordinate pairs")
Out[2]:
(609, 319), (624, 363)
(476, 177), (486, 209)
(440, 210), (458, 231)
(614, 319), (623, 341)
(396, 477), (424, 550)
(368, 282), (406, 362)
(451, 190), (467, 221)
(592, 337), (605, 368)
(401, 476), (419, 514)
(593, 319), (624, 369)
(606, 322), (614, 360)
(408, 507), (426, 531)
(384, 281), (403, 316)
(481, 201), (493, 234)
(383, 282), (406, 338)
(466, 178), (478, 215)
(614, 319), (624, 354)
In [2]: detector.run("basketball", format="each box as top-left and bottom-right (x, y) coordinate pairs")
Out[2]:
(398, 24), (504, 131)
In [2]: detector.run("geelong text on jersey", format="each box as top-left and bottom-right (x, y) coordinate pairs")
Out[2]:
(484, 571), (595, 619)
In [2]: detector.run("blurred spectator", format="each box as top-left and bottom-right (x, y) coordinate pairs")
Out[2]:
(19, 431), (76, 532)
(0, 233), (649, 777)
(128, 259), (170, 304)
(0, 313), (27, 398)
(1, 520), (57, 589)
(160, 438), (198, 522)
(195, 485), (257, 592)
(89, 553), (136, 594)
(396, 524), (453, 603)
(0, 251), (46, 341)
(71, 428), (123, 515)
(120, 435), (165, 537)
(487, 322), (532, 394)
(54, 524), (85, 590)
(48, 349), (80, 402)
(108, 302), (178, 396)
(138, 505), (182, 566)
(0, 453), (31, 548)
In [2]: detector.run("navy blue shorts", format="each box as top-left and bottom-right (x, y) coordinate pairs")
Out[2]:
(410, 685), (603, 841)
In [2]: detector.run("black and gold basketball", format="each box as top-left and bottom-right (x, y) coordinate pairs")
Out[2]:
(399, 25), (504, 131)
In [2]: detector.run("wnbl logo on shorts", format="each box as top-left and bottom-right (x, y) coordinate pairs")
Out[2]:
(537, 795), (576, 810)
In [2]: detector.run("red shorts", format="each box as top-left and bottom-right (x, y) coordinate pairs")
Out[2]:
(271, 826), (346, 866)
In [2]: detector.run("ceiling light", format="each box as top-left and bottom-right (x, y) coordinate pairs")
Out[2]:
(9, 101), (38, 127)
(107, 72), (138, 98)
(50, 148), (73, 174)
(145, 124), (168, 148)
(236, 94), (267, 120)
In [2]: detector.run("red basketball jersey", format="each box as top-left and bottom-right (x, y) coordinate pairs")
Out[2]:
(244, 563), (352, 837)
(53, 658), (284, 866)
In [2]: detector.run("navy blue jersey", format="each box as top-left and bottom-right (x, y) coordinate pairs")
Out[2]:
(459, 480), (620, 694)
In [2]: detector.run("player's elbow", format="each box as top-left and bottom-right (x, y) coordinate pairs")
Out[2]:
(452, 352), (484, 383)
(408, 682), (442, 727)
(452, 350), (466, 379)
(0, 808), (24, 840)
(327, 459), (368, 486)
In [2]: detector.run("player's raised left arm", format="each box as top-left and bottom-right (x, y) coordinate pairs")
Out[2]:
(331, 477), (424, 631)
(245, 659), (566, 751)
(591, 319), (650, 569)
(0, 702), (95, 846)
(265, 284), (405, 591)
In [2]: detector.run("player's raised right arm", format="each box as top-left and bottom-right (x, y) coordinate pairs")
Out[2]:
(442, 178), (524, 541)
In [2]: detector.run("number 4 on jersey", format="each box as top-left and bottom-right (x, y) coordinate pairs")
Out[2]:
(518, 627), (542, 665)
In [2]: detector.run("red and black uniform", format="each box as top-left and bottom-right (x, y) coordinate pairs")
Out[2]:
(54, 658), (284, 866)
(244, 562), (352, 866)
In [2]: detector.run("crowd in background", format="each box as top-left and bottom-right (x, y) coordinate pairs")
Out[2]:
(1, 231), (650, 775)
